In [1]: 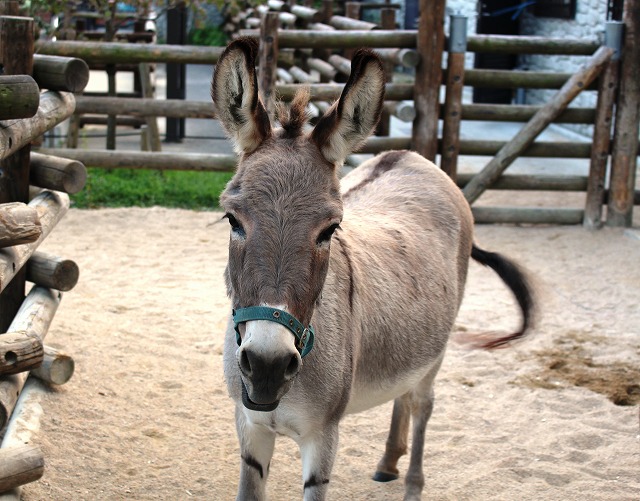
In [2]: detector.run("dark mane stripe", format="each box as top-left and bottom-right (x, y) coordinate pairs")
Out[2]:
(342, 150), (407, 199)
(334, 234), (355, 312)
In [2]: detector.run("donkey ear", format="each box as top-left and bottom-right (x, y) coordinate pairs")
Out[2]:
(311, 49), (385, 165)
(212, 38), (272, 155)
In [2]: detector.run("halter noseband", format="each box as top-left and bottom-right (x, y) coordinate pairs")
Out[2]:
(232, 306), (315, 358)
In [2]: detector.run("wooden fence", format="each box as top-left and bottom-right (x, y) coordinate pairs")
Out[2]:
(34, 0), (640, 228)
(0, 8), (86, 497)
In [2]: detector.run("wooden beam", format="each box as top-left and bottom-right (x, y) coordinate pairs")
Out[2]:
(0, 445), (44, 492)
(31, 346), (74, 386)
(26, 251), (79, 292)
(32, 54), (90, 93)
(29, 151), (87, 194)
(0, 331), (43, 376)
(258, 12), (279, 119)
(462, 46), (614, 204)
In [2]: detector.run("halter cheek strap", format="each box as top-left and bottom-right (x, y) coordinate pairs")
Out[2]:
(232, 306), (315, 358)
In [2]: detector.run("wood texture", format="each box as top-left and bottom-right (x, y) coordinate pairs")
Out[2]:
(472, 207), (584, 225)
(0, 203), (41, 248)
(258, 12), (279, 119)
(0, 15), (35, 335)
(74, 96), (216, 118)
(0, 91), (76, 161)
(463, 46), (614, 204)
(37, 148), (237, 172)
(440, 51), (465, 181)
(607, 0), (640, 227)
(412, 0), (446, 161)
(583, 57), (619, 228)
(26, 251), (79, 292)
(0, 191), (70, 293)
(0, 331), (43, 376)
(32, 54), (90, 93)
(35, 40), (224, 65)
(0, 76), (39, 121)
(0, 445), (44, 492)
(31, 346), (74, 385)
(0, 286), (61, 429)
(29, 151), (87, 194)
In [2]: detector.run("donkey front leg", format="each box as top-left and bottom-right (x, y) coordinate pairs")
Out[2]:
(235, 407), (276, 501)
(299, 423), (340, 501)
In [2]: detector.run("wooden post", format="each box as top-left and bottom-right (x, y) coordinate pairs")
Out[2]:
(343, 2), (361, 59)
(26, 251), (79, 292)
(412, 0), (446, 161)
(258, 12), (280, 120)
(31, 346), (74, 385)
(0, 15), (34, 334)
(106, 64), (117, 150)
(440, 14), (467, 182)
(32, 55), (90, 93)
(0, 76), (39, 120)
(138, 63), (162, 151)
(607, 0), (640, 227)
(462, 46), (614, 204)
(29, 151), (87, 194)
(584, 21), (623, 229)
(376, 8), (396, 137)
(0, 331), (43, 376)
(0, 445), (44, 492)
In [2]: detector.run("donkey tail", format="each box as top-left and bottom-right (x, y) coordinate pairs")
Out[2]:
(470, 244), (535, 349)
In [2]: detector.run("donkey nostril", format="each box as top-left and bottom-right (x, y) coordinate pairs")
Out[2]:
(239, 350), (252, 376)
(284, 354), (300, 379)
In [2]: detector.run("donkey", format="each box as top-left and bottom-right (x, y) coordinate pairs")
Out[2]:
(212, 38), (534, 501)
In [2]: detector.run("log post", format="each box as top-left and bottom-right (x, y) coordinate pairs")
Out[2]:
(440, 14), (467, 182)
(0, 76), (39, 121)
(343, 2), (361, 59)
(0, 91), (76, 161)
(376, 8), (396, 137)
(462, 46), (614, 204)
(0, 286), (61, 430)
(258, 12), (280, 120)
(584, 21), (623, 229)
(412, 0), (446, 161)
(0, 15), (34, 334)
(0, 331), (43, 376)
(607, 0), (640, 227)
(26, 251), (79, 292)
(29, 151), (87, 194)
(138, 63), (162, 151)
(0, 203), (41, 248)
(0, 191), (70, 294)
(0, 445), (44, 492)
(106, 64), (117, 150)
(31, 346), (74, 385)
(32, 54), (90, 93)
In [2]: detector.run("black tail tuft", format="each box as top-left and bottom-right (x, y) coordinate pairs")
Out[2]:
(471, 244), (535, 349)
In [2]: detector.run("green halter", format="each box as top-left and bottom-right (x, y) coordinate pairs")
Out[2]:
(233, 306), (315, 358)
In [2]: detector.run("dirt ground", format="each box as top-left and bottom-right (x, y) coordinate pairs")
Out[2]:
(11, 202), (640, 500)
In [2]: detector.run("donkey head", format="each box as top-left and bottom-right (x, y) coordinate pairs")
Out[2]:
(213, 38), (385, 411)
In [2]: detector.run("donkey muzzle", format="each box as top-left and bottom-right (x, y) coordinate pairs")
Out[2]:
(238, 346), (301, 412)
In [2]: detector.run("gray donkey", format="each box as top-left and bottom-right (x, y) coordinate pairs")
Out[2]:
(213, 38), (534, 501)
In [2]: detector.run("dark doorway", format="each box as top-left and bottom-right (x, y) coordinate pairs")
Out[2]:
(473, 0), (521, 104)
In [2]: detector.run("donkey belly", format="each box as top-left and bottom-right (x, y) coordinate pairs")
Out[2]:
(345, 362), (439, 414)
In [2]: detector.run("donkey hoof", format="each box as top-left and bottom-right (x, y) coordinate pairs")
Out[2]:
(373, 471), (399, 482)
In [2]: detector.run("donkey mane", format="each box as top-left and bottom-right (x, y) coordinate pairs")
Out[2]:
(276, 87), (311, 139)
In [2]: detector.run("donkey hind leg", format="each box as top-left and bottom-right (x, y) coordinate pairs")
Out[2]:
(373, 393), (412, 482)
(403, 361), (443, 501)
(299, 423), (340, 501)
(235, 407), (276, 501)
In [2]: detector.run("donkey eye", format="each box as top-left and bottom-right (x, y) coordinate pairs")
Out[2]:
(316, 224), (340, 245)
(225, 213), (245, 236)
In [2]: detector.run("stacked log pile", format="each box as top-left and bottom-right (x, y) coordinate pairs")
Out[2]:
(0, 6), (88, 496)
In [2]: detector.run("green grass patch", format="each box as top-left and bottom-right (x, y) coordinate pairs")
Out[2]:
(71, 168), (233, 210)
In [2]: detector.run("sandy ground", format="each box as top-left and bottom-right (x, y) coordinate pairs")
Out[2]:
(6, 202), (634, 501)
